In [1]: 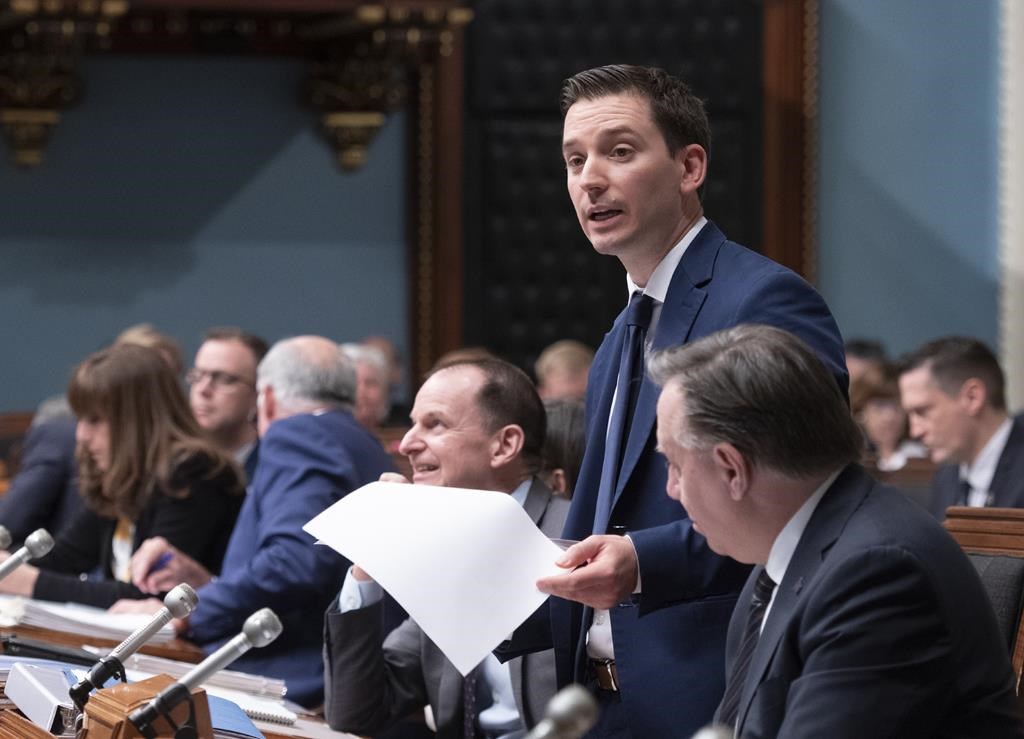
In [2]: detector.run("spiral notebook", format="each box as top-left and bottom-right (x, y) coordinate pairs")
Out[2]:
(208, 689), (298, 726)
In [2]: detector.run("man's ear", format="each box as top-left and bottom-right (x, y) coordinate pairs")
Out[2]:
(711, 442), (751, 501)
(677, 143), (708, 196)
(261, 386), (277, 424)
(490, 424), (526, 469)
(959, 378), (988, 416)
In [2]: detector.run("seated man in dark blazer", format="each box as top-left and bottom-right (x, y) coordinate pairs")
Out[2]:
(121, 335), (394, 707)
(650, 325), (1022, 739)
(0, 415), (83, 546)
(898, 336), (1024, 519)
(324, 358), (569, 739)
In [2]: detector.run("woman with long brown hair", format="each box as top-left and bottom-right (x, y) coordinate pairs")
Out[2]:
(0, 342), (244, 607)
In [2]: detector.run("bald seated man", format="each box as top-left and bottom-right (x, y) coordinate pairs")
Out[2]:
(118, 336), (394, 707)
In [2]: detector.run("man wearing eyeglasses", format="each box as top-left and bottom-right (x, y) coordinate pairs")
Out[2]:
(187, 327), (269, 483)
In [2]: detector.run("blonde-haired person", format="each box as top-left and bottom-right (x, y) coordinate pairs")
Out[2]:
(0, 343), (244, 607)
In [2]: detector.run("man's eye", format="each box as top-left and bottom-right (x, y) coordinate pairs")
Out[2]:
(565, 156), (584, 169)
(612, 147), (632, 158)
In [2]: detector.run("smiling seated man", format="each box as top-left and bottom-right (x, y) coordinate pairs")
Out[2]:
(323, 358), (569, 739)
(650, 324), (1022, 738)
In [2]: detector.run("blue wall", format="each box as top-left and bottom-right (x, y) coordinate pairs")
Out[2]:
(817, 0), (1000, 358)
(0, 57), (407, 411)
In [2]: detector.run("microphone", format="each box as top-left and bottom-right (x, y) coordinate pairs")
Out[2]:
(0, 525), (12, 551)
(68, 584), (198, 710)
(524, 684), (599, 739)
(0, 528), (54, 582)
(128, 608), (282, 738)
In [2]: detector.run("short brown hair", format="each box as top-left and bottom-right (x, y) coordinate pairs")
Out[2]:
(69, 343), (242, 518)
(897, 337), (1006, 411)
(203, 326), (270, 365)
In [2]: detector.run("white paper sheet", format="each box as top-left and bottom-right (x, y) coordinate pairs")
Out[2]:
(303, 481), (565, 676)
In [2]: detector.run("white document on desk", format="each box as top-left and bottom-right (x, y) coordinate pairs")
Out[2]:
(303, 481), (565, 676)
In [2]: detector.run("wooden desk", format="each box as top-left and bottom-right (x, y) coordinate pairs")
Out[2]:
(0, 624), (204, 663)
(0, 624), (356, 738)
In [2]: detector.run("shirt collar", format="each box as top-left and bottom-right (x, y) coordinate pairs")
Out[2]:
(961, 416), (1013, 493)
(765, 468), (843, 586)
(510, 478), (532, 507)
(625, 216), (708, 303)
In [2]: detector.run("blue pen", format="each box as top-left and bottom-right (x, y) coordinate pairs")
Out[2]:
(147, 551), (173, 576)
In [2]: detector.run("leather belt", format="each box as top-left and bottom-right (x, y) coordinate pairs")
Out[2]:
(589, 658), (620, 691)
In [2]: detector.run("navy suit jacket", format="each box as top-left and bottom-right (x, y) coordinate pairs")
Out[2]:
(929, 413), (1024, 520)
(553, 222), (848, 738)
(723, 465), (1022, 738)
(188, 409), (394, 707)
(0, 417), (84, 546)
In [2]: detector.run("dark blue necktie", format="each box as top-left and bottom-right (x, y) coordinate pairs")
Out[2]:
(717, 569), (777, 728)
(463, 666), (479, 739)
(957, 477), (972, 507)
(593, 291), (655, 535)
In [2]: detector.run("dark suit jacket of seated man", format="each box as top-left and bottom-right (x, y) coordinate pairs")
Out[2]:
(650, 325), (1023, 739)
(897, 337), (1024, 521)
(323, 359), (569, 739)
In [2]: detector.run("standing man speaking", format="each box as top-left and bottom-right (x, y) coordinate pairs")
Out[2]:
(532, 65), (848, 738)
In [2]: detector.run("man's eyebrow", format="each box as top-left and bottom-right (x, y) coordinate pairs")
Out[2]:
(562, 125), (641, 151)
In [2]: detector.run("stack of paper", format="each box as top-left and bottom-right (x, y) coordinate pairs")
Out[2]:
(0, 596), (175, 644)
(120, 653), (286, 699)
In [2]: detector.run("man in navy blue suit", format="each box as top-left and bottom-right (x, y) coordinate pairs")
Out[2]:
(532, 65), (848, 738)
(651, 325), (1021, 738)
(125, 335), (394, 707)
(897, 337), (1024, 520)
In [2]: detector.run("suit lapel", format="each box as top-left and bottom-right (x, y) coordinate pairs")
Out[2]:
(522, 477), (553, 527)
(565, 319), (626, 538)
(609, 224), (722, 510)
(735, 465), (870, 731)
(989, 416), (1024, 507)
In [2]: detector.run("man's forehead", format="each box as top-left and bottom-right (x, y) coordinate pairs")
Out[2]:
(197, 338), (255, 367)
(417, 365), (485, 407)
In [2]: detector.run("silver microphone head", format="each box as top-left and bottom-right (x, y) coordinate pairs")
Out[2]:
(24, 529), (54, 559)
(0, 526), (11, 551)
(163, 583), (199, 618)
(545, 684), (599, 737)
(242, 608), (283, 648)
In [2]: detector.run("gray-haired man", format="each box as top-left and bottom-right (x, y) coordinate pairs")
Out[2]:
(651, 324), (1021, 738)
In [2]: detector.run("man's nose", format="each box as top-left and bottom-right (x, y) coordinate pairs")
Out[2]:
(398, 427), (422, 457)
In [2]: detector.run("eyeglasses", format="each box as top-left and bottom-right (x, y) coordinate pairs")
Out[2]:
(186, 367), (255, 390)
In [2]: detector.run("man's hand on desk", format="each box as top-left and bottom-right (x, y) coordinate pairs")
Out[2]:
(130, 537), (213, 594)
(535, 535), (639, 609)
(0, 550), (38, 596)
(109, 597), (189, 634)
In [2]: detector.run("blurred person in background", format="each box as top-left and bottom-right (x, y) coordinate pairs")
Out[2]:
(0, 343), (244, 607)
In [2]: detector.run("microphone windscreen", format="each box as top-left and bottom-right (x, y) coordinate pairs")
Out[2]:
(242, 608), (282, 648)
(24, 529), (54, 559)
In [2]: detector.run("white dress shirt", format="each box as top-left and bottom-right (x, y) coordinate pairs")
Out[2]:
(587, 217), (708, 661)
(960, 417), (1013, 507)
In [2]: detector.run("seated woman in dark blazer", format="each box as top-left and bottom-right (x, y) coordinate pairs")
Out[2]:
(0, 342), (245, 608)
